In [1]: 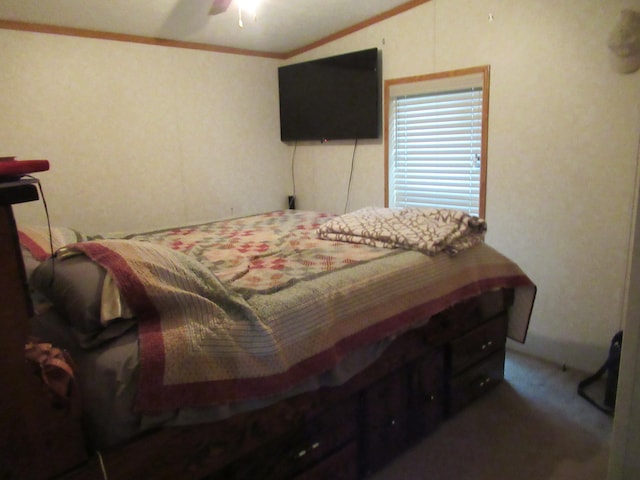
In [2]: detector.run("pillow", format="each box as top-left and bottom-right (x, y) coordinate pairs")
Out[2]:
(71, 318), (137, 350)
(18, 225), (90, 261)
(31, 291), (136, 350)
(30, 253), (134, 344)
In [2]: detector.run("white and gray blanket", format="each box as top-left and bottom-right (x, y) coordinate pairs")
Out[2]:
(317, 207), (487, 256)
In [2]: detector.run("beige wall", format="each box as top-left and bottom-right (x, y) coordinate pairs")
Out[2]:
(2, 0), (640, 374)
(287, 0), (640, 373)
(1, 30), (290, 234)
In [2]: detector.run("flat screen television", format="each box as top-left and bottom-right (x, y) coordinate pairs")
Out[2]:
(278, 48), (380, 142)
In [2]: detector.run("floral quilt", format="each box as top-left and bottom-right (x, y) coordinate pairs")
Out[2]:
(126, 210), (393, 294)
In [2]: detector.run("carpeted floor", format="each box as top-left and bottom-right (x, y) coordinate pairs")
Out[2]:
(369, 349), (613, 480)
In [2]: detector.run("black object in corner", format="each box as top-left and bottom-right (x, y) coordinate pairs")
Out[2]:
(578, 330), (623, 415)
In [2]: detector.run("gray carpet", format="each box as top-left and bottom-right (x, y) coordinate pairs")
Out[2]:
(369, 350), (613, 480)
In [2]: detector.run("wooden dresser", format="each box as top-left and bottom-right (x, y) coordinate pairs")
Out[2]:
(0, 180), (87, 480)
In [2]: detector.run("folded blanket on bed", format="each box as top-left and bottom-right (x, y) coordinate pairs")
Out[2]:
(316, 207), (486, 256)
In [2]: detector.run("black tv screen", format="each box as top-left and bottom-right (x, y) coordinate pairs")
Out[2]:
(278, 48), (380, 142)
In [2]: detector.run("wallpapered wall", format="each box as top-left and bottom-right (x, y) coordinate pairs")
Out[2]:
(1, 31), (290, 234)
(1, 0), (640, 375)
(285, 0), (640, 372)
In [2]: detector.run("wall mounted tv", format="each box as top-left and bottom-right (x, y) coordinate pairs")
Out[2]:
(278, 48), (380, 142)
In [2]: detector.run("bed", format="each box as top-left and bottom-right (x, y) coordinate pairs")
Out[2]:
(5, 205), (536, 480)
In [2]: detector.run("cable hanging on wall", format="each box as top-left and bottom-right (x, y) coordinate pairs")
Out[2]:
(344, 139), (358, 214)
(289, 141), (297, 209)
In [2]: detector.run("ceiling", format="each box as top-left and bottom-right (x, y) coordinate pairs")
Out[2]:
(0, 0), (424, 57)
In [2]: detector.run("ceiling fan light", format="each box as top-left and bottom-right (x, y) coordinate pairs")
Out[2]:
(238, 0), (259, 18)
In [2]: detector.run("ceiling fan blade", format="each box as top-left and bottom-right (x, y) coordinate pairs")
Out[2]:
(209, 0), (233, 15)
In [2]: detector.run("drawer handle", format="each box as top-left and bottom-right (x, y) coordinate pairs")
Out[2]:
(479, 377), (491, 388)
(421, 393), (435, 403)
(296, 441), (321, 459)
(481, 340), (494, 350)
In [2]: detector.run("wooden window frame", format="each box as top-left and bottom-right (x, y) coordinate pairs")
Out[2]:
(384, 65), (490, 218)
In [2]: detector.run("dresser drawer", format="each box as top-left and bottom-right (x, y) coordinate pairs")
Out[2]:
(210, 397), (357, 480)
(361, 368), (409, 475)
(449, 349), (505, 416)
(293, 441), (357, 480)
(449, 314), (507, 375)
(419, 296), (485, 346)
(407, 348), (444, 444)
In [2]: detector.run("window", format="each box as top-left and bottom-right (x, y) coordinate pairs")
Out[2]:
(385, 66), (490, 218)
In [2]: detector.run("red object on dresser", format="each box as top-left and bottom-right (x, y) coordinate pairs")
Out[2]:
(0, 157), (50, 179)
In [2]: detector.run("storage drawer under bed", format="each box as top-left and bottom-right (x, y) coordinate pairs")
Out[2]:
(448, 348), (506, 416)
(292, 441), (357, 480)
(449, 313), (507, 375)
(208, 397), (358, 480)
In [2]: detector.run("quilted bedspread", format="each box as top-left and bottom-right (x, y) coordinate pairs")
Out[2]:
(126, 210), (390, 293)
(69, 210), (535, 412)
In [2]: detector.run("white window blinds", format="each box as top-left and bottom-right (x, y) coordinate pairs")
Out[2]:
(388, 72), (484, 217)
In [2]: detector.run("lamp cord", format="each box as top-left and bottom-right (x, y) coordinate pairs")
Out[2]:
(24, 175), (55, 285)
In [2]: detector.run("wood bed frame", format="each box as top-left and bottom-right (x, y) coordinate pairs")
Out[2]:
(1, 183), (512, 480)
